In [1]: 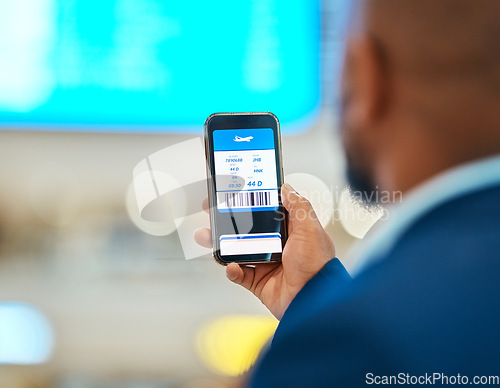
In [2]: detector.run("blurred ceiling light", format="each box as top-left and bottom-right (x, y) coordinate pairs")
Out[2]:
(285, 173), (334, 227)
(0, 302), (53, 365)
(197, 315), (278, 377)
(0, 0), (55, 112)
(338, 187), (384, 239)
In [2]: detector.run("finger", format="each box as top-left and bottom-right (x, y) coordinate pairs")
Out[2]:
(202, 198), (209, 214)
(227, 262), (280, 295)
(281, 183), (300, 212)
(281, 183), (314, 217)
(252, 263), (281, 295)
(193, 228), (212, 248)
(226, 263), (255, 290)
(281, 183), (319, 229)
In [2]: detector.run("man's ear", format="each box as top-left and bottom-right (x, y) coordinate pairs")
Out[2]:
(341, 35), (388, 131)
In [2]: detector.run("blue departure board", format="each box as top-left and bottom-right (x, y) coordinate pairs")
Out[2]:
(0, 0), (321, 133)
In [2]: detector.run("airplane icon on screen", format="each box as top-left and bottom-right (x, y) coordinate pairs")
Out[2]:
(233, 136), (254, 142)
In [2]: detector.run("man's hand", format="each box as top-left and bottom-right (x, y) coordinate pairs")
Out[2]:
(194, 184), (335, 320)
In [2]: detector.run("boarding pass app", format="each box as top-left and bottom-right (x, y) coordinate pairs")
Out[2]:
(213, 128), (279, 212)
(213, 128), (282, 256)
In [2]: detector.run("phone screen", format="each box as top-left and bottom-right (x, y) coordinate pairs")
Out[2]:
(205, 113), (287, 264)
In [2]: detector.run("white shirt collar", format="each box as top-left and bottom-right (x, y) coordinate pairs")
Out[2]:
(350, 154), (500, 276)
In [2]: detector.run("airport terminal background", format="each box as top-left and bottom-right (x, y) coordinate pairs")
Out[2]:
(0, 1), (378, 387)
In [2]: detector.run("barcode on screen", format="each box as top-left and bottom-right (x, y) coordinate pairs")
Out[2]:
(225, 191), (272, 208)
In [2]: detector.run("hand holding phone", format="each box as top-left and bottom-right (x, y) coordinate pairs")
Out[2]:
(195, 183), (336, 320)
(199, 112), (336, 319)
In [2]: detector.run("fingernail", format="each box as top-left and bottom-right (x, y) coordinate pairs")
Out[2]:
(282, 183), (294, 192)
(226, 270), (238, 281)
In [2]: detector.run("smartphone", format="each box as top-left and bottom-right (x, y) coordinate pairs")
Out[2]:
(204, 112), (288, 265)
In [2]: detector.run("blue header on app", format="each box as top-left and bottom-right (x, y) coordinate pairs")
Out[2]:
(213, 128), (275, 152)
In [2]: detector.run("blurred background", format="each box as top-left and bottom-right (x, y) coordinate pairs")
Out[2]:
(0, 0), (380, 387)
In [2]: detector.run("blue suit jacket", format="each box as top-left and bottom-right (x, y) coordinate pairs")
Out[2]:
(249, 185), (500, 387)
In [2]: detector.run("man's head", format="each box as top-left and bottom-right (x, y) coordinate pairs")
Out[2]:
(340, 0), (500, 199)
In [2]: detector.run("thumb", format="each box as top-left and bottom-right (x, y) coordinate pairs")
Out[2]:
(281, 183), (319, 229)
(226, 263), (258, 293)
(226, 262), (245, 284)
